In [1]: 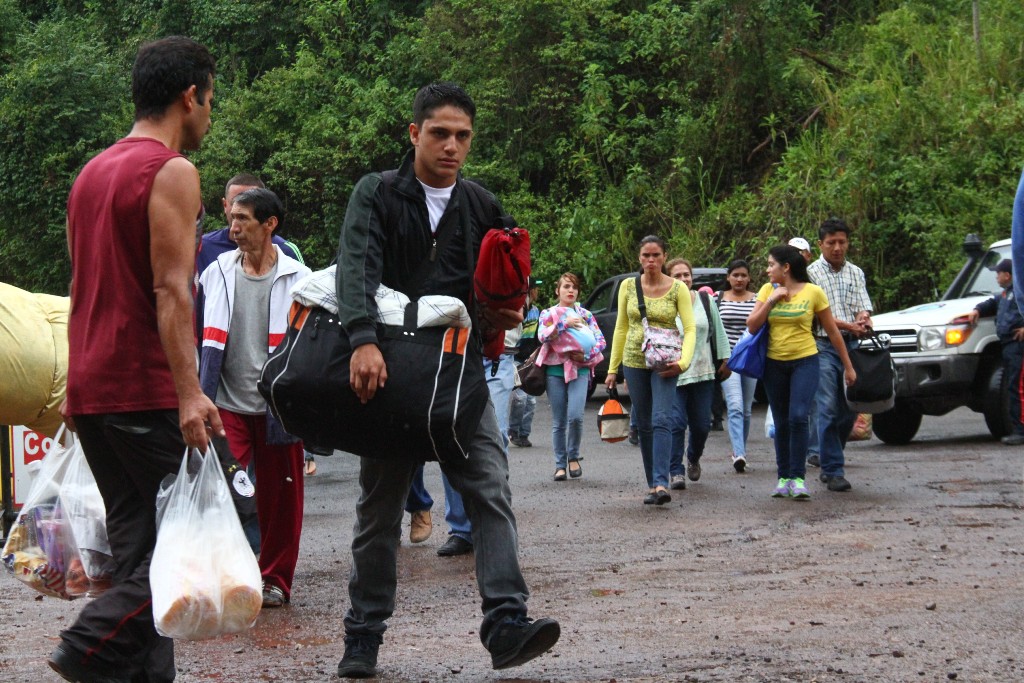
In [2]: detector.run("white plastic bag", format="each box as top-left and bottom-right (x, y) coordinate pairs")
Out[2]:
(59, 439), (116, 596)
(1, 427), (113, 599)
(150, 444), (262, 640)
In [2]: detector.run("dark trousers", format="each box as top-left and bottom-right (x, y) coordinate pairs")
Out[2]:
(61, 410), (189, 683)
(711, 381), (725, 425)
(1003, 341), (1024, 435)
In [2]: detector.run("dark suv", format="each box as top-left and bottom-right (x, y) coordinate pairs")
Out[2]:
(583, 268), (728, 389)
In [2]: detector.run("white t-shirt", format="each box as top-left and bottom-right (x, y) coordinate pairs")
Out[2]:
(418, 180), (454, 233)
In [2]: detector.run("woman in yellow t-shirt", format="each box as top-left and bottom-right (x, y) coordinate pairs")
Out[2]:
(605, 236), (696, 506)
(746, 245), (855, 500)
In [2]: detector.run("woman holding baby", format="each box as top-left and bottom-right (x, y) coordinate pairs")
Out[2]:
(536, 273), (606, 481)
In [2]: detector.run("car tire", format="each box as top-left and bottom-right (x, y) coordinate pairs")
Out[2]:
(982, 365), (1012, 439)
(873, 400), (923, 445)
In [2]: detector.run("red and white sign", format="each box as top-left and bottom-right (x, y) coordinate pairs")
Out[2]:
(9, 425), (55, 508)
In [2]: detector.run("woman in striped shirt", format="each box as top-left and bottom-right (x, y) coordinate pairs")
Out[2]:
(717, 259), (758, 472)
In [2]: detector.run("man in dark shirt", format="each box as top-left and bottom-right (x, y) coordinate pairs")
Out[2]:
(967, 259), (1024, 444)
(333, 83), (560, 679)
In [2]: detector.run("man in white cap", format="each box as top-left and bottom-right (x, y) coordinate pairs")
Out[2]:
(788, 237), (813, 263)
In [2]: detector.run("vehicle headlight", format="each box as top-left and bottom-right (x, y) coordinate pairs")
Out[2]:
(918, 325), (972, 350)
(918, 327), (946, 350)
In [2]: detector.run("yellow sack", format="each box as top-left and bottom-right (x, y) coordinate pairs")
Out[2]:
(0, 282), (69, 436)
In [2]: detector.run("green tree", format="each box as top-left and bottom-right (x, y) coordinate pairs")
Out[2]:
(0, 19), (129, 291)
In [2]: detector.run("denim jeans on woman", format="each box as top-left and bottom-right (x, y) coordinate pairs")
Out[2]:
(546, 372), (589, 469)
(622, 365), (677, 489)
(721, 370), (756, 458)
(762, 354), (820, 480)
(670, 379), (715, 476)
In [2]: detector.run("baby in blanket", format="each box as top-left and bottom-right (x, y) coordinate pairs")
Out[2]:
(536, 298), (606, 382)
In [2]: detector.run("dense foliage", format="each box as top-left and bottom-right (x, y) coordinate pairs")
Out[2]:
(2, 0), (1023, 311)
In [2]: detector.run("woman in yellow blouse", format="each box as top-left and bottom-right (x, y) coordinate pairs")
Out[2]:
(746, 245), (856, 500)
(605, 236), (696, 505)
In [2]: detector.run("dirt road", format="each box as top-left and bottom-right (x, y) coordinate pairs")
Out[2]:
(2, 400), (1021, 682)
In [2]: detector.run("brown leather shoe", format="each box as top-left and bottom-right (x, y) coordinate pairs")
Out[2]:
(410, 509), (432, 543)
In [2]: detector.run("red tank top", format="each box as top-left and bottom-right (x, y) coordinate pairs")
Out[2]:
(66, 137), (193, 414)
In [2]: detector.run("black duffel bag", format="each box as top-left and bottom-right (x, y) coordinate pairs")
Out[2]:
(258, 300), (489, 462)
(844, 333), (896, 413)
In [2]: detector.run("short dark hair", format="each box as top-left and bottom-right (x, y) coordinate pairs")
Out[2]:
(726, 258), (750, 275)
(232, 188), (284, 230)
(818, 217), (850, 241)
(224, 173), (264, 197)
(132, 36), (216, 121)
(413, 83), (476, 127)
(769, 245), (810, 283)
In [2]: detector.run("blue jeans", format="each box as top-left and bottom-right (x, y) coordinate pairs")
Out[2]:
(344, 400), (528, 643)
(622, 365), (677, 489)
(546, 372), (589, 469)
(807, 394), (819, 459)
(670, 380), (715, 475)
(763, 355), (820, 480)
(720, 371), (756, 458)
(485, 354), (516, 452)
(508, 388), (536, 438)
(815, 339), (857, 477)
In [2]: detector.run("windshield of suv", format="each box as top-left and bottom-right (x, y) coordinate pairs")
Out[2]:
(961, 245), (1012, 298)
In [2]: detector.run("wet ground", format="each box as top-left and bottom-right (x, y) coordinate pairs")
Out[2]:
(2, 398), (1022, 682)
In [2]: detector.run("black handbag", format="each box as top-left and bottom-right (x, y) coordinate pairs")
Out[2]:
(514, 347), (546, 396)
(844, 333), (896, 413)
(258, 300), (489, 462)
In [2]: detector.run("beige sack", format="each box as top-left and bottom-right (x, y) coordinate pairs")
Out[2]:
(0, 282), (68, 436)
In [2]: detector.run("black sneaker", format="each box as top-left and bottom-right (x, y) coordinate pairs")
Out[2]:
(437, 534), (473, 556)
(1001, 433), (1024, 445)
(337, 633), (383, 679)
(48, 644), (129, 683)
(686, 459), (701, 482)
(485, 616), (560, 670)
(512, 436), (533, 447)
(628, 427), (639, 446)
(807, 454), (821, 468)
(824, 475), (852, 492)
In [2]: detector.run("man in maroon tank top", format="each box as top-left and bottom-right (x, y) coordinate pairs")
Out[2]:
(52, 36), (219, 683)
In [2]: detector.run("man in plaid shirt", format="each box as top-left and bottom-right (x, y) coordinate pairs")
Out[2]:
(807, 218), (873, 492)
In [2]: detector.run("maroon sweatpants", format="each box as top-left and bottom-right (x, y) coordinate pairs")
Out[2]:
(220, 409), (304, 599)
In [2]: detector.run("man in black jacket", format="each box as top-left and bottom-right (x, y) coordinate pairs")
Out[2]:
(333, 83), (560, 679)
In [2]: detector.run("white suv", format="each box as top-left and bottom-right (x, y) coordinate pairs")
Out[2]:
(870, 236), (1011, 443)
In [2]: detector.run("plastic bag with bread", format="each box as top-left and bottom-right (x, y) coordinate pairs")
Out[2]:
(150, 445), (262, 639)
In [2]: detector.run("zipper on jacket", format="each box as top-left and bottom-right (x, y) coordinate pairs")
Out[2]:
(429, 238), (437, 261)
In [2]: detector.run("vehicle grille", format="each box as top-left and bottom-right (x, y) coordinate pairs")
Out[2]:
(875, 327), (918, 354)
